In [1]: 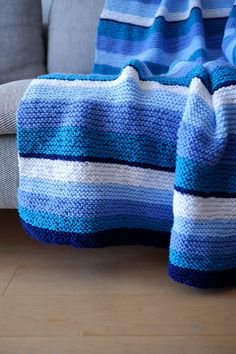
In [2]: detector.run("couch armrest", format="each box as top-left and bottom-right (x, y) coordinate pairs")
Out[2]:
(0, 80), (31, 135)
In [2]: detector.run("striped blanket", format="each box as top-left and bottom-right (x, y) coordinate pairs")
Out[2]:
(17, 0), (236, 288)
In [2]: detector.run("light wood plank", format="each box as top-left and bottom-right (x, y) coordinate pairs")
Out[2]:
(1, 211), (235, 297)
(5, 255), (236, 296)
(0, 336), (235, 354)
(0, 209), (236, 354)
(4, 250), (182, 296)
(0, 293), (235, 337)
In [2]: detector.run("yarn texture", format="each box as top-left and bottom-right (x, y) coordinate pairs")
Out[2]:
(17, 0), (236, 288)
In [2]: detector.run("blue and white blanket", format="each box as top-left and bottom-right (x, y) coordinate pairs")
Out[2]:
(17, 0), (236, 288)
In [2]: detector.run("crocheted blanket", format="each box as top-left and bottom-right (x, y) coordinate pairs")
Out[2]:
(17, 0), (236, 288)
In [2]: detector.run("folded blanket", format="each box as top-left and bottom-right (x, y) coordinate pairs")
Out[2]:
(17, 0), (236, 288)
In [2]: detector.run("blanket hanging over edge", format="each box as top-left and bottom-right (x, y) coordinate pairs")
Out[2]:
(17, 0), (236, 288)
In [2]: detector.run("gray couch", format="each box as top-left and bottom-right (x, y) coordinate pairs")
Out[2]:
(0, 0), (104, 208)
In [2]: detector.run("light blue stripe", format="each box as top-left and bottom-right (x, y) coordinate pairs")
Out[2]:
(105, 0), (232, 16)
(19, 176), (174, 204)
(224, 28), (235, 38)
(215, 105), (236, 135)
(20, 79), (187, 111)
(19, 190), (173, 219)
(225, 37), (236, 64)
(178, 132), (236, 164)
(177, 131), (228, 165)
(105, 0), (160, 18)
(170, 230), (236, 256)
(179, 95), (215, 128)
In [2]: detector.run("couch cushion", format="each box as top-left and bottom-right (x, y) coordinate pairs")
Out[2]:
(0, 0), (46, 84)
(0, 80), (31, 135)
(48, 0), (104, 74)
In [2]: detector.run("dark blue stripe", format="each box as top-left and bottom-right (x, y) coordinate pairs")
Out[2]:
(19, 153), (175, 173)
(21, 219), (170, 248)
(168, 262), (236, 288)
(174, 185), (236, 199)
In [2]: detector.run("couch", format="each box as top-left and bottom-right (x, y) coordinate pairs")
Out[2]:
(0, 0), (104, 208)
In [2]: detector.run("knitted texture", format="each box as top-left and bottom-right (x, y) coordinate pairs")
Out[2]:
(17, 0), (236, 288)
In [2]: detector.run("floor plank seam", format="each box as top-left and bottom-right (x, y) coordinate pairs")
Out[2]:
(2, 267), (19, 296)
(0, 335), (235, 338)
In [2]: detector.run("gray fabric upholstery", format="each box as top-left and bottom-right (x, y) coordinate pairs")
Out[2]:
(0, 0), (106, 208)
(0, 0), (46, 84)
(47, 0), (104, 74)
(0, 80), (31, 135)
(0, 135), (18, 208)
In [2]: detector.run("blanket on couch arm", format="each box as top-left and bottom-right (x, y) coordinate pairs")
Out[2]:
(17, 0), (236, 288)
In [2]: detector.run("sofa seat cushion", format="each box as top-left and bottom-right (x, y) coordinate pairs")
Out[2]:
(0, 80), (30, 135)
(0, 0), (46, 84)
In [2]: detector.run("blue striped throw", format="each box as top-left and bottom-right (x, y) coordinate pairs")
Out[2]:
(17, 0), (236, 288)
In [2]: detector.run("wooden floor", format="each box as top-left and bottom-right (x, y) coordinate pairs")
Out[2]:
(0, 210), (235, 354)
